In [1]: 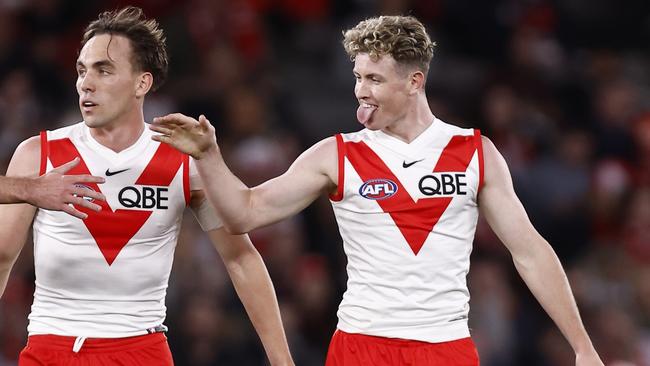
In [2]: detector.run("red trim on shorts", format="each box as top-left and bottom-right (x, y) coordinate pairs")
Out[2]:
(25, 332), (167, 353)
(183, 154), (190, 206)
(329, 134), (345, 202)
(326, 330), (479, 366)
(39, 131), (48, 176)
(474, 129), (485, 193)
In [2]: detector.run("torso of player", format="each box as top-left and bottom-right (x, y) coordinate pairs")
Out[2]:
(30, 122), (190, 338)
(330, 118), (484, 343)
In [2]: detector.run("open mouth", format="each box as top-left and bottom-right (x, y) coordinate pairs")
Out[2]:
(81, 101), (98, 112)
(357, 102), (378, 124)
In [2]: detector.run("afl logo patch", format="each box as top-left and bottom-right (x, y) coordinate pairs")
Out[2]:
(359, 179), (398, 200)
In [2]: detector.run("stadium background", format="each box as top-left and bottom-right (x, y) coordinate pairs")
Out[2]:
(0, 0), (648, 365)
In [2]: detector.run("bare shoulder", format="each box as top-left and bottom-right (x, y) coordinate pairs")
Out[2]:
(292, 136), (338, 182)
(7, 135), (41, 177)
(304, 136), (337, 156)
(480, 135), (499, 160)
(480, 135), (511, 187)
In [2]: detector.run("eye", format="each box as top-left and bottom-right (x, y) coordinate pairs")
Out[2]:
(77, 68), (86, 77)
(99, 69), (111, 75)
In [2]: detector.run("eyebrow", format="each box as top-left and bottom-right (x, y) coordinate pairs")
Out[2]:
(76, 60), (115, 69)
(353, 71), (381, 79)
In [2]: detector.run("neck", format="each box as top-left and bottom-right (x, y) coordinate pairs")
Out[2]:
(89, 112), (145, 153)
(382, 94), (434, 143)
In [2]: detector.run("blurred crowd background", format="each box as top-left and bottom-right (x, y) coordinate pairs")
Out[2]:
(0, 0), (649, 365)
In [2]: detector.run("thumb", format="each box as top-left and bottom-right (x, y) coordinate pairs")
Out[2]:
(52, 157), (80, 174)
(198, 114), (210, 127)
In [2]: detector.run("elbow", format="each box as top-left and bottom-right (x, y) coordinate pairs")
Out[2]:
(223, 221), (252, 235)
(0, 251), (16, 272)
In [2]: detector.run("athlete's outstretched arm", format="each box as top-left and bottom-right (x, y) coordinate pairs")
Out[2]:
(478, 136), (603, 366)
(151, 114), (337, 233)
(0, 157), (106, 219)
(0, 137), (40, 297)
(190, 192), (293, 366)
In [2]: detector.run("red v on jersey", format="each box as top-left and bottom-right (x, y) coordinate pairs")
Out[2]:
(345, 135), (477, 255)
(46, 138), (185, 265)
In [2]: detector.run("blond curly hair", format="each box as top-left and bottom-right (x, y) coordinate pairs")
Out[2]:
(343, 15), (436, 75)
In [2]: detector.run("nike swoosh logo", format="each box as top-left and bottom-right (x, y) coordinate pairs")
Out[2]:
(402, 159), (425, 168)
(105, 168), (130, 176)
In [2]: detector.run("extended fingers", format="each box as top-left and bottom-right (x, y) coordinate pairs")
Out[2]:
(70, 185), (105, 203)
(151, 134), (171, 144)
(70, 195), (103, 212)
(152, 113), (198, 127)
(52, 157), (80, 174)
(149, 124), (174, 136)
(72, 174), (105, 185)
(61, 203), (88, 219)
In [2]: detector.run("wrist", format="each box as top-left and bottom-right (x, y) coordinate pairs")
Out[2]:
(573, 339), (596, 356)
(13, 177), (31, 203)
(268, 356), (294, 366)
(194, 143), (220, 160)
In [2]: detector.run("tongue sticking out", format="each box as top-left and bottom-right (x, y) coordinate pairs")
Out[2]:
(356, 105), (376, 125)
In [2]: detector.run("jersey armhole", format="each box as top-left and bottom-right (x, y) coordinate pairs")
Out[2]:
(182, 154), (190, 206)
(474, 129), (485, 193)
(39, 131), (48, 176)
(329, 133), (345, 202)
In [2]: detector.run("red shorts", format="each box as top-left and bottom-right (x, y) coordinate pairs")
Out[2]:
(19, 332), (173, 366)
(325, 330), (479, 366)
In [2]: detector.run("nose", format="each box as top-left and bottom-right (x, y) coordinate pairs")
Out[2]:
(355, 79), (369, 100)
(78, 73), (95, 93)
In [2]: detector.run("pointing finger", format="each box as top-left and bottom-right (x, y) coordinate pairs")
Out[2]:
(52, 157), (80, 174)
(70, 174), (105, 184)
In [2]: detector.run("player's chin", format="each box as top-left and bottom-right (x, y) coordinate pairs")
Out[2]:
(83, 117), (105, 128)
(363, 118), (383, 131)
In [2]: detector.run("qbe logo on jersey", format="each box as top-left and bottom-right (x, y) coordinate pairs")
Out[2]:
(359, 179), (398, 200)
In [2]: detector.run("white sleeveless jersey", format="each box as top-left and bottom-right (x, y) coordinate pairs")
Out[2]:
(330, 118), (484, 343)
(29, 122), (197, 338)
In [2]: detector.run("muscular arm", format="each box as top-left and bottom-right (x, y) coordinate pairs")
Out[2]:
(152, 114), (336, 233)
(0, 137), (40, 296)
(478, 137), (603, 365)
(0, 157), (106, 219)
(190, 192), (293, 365)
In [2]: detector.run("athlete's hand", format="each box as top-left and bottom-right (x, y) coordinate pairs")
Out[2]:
(28, 158), (106, 219)
(150, 113), (218, 160)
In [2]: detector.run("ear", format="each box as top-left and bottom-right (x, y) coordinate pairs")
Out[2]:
(408, 71), (425, 95)
(135, 72), (153, 98)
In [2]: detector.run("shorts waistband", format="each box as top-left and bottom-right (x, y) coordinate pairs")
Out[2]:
(335, 329), (472, 347)
(27, 332), (166, 353)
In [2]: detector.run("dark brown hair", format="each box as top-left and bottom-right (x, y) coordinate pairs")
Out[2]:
(82, 6), (168, 90)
